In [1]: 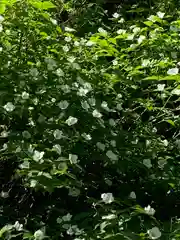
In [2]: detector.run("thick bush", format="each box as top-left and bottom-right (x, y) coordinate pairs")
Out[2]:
(1, 0), (180, 239)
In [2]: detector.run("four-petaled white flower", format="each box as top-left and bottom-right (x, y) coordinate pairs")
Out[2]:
(4, 102), (15, 112)
(56, 68), (64, 77)
(138, 35), (146, 44)
(14, 221), (23, 231)
(101, 193), (114, 204)
(65, 27), (75, 32)
(147, 227), (161, 239)
(143, 159), (152, 168)
(112, 13), (120, 19)
(117, 29), (126, 34)
(106, 150), (118, 161)
(92, 109), (102, 118)
(172, 88), (180, 95)
(22, 91), (29, 99)
(53, 144), (62, 155)
(157, 84), (165, 91)
(69, 154), (78, 164)
(144, 205), (155, 216)
(53, 129), (63, 139)
(98, 27), (107, 35)
(62, 213), (72, 222)
(66, 116), (78, 126)
(129, 191), (136, 199)
(81, 133), (92, 140)
(157, 11), (165, 19)
(62, 45), (69, 52)
(34, 229), (44, 240)
(65, 36), (72, 42)
(58, 100), (69, 109)
(81, 101), (90, 110)
(33, 150), (44, 162)
(167, 67), (179, 75)
(96, 142), (105, 151)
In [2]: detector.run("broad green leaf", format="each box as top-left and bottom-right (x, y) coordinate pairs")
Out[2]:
(165, 120), (175, 126)
(29, 0), (56, 10)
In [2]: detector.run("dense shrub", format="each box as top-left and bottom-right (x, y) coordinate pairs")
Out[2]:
(1, 0), (180, 239)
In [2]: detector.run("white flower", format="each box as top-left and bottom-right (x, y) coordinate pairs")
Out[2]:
(117, 29), (126, 34)
(53, 129), (63, 139)
(65, 36), (72, 42)
(56, 68), (64, 77)
(112, 12), (120, 18)
(144, 205), (155, 216)
(143, 159), (152, 168)
(62, 213), (72, 222)
(110, 140), (116, 147)
(68, 187), (80, 197)
(109, 119), (116, 126)
(96, 142), (105, 151)
(22, 91), (29, 99)
(22, 131), (31, 139)
(61, 84), (70, 93)
(62, 45), (69, 52)
(30, 179), (37, 187)
(30, 68), (39, 77)
(172, 88), (180, 95)
(92, 109), (102, 118)
(106, 150), (118, 161)
(74, 41), (80, 46)
(77, 87), (89, 96)
(50, 18), (57, 25)
(118, 17), (124, 23)
(4, 102), (15, 112)
(58, 100), (69, 109)
(33, 150), (44, 162)
(69, 154), (78, 164)
(127, 34), (134, 40)
(81, 101), (90, 110)
(102, 214), (116, 220)
(157, 11), (165, 19)
(162, 139), (168, 146)
(171, 52), (177, 59)
(34, 229), (44, 240)
(81, 133), (92, 140)
(88, 98), (96, 106)
(113, 60), (118, 66)
(167, 67), (179, 75)
(0, 15), (4, 22)
(129, 191), (136, 199)
(137, 35), (146, 44)
(0, 191), (9, 198)
(157, 84), (165, 91)
(53, 144), (62, 155)
(66, 116), (78, 126)
(86, 41), (95, 46)
(133, 27), (141, 34)
(101, 193), (114, 204)
(147, 227), (161, 239)
(14, 221), (23, 231)
(20, 161), (29, 169)
(98, 27), (107, 35)
(65, 27), (75, 32)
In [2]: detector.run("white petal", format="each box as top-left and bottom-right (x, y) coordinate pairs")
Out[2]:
(167, 68), (179, 75)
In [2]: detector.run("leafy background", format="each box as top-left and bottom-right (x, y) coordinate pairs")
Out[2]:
(0, 0), (180, 239)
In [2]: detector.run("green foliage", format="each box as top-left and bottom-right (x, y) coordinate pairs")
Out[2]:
(0, 0), (180, 240)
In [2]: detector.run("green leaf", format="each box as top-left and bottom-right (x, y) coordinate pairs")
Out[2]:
(144, 21), (153, 26)
(165, 120), (175, 126)
(142, 75), (180, 81)
(29, 1), (56, 10)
